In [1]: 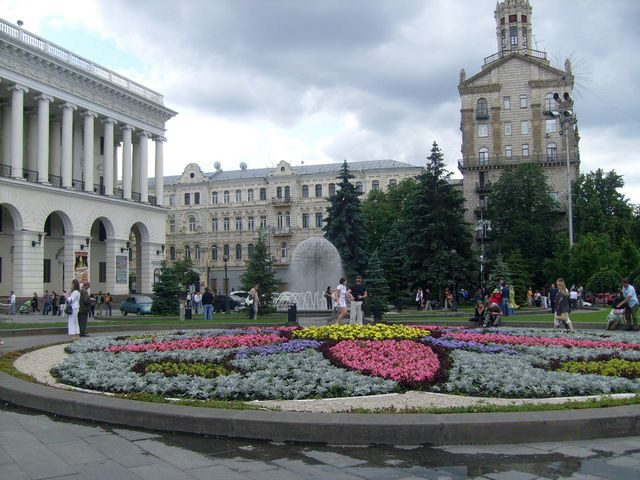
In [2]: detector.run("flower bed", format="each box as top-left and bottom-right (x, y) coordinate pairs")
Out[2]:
(50, 326), (640, 401)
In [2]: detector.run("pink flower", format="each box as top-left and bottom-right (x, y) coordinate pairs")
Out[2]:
(106, 334), (284, 353)
(446, 332), (640, 350)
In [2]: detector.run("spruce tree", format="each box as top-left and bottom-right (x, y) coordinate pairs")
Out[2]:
(506, 249), (532, 306)
(365, 250), (390, 313)
(241, 230), (278, 311)
(380, 222), (409, 309)
(403, 142), (473, 296)
(487, 254), (512, 292)
(323, 160), (368, 282)
(151, 261), (181, 315)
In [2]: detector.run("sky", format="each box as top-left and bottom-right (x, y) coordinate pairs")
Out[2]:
(3, 0), (640, 201)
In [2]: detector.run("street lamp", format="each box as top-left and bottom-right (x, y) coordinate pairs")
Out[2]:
(475, 218), (492, 292)
(223, 254), (229, 313)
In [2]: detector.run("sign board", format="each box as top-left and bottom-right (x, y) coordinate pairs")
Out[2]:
(74, 251), (89, 284)
(115, 255), (128, 284)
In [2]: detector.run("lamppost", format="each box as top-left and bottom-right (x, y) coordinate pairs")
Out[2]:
(223, 254), (229, 313)
(475, 218), (492, 293)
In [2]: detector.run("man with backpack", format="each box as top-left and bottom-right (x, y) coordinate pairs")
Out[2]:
(104, 292), (113, 316)
(78, 282), (92, 337)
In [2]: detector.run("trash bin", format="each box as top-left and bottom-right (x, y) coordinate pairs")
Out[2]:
(179, 301), (185, 322)
(287, 304), (297, 324)
(185, 303), (192, 320)
(373, 304), (383, 324)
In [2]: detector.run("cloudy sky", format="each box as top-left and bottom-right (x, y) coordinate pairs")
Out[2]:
(4, 0), (640, 201)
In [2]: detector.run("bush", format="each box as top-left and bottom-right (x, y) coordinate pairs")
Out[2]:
(586, 270), (621, 294)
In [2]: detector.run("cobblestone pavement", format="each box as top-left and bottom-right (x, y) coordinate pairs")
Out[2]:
(1, 402), (639, 480)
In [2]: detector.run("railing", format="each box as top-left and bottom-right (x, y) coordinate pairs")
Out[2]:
(483, 48), (548, 67)
(48, 174), (62, 187)
(0, 18), (164, 105)
(22, 168), (37, 182)
(148, 195), (157, 205)
(71, 179), (84, 191)
(476, 182), (493, 193)
(93, 183), (105, 195)
(114, 188), (124, 199)
(458, 152), (580, 169)
(272, 196), (293, 205)
(476, 111), (490, 120)
(132, 192), (141, 202)
(272, 227), (293, 236)
(0, 163), (11, 178)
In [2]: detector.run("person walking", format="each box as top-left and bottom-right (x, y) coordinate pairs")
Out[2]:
(248, 285), (260, 320)
(193, 292), (201, 315)
(324, 286), (333, 310)
(89, 295), (96, 318)
(58, 291), (66, 316)
(509, 285), (518, 316)
(554, 278), (574, 331)
(78, 282), (91, 337)
(415, 288), (423, 311)
(31, 292), (40, 313)
(569, 287), (579, 312)
(348, 275), (368, 325)
(43, 290), (51, 316)
(202, 287), (214, 321)
(443, 288), (453, 310)
(334, 278), (348, 324)
(424, 288), (433, 311)
(549, 283), (558, 313)
(97, 291), (104, 317)
(66, 279), (81, 337)
(104, 292), (113, 316)
(616, 277), (638, 332)
(500, 281), (511, 317)
(51, 292), (58, 316)
(9, 291), (16, 315)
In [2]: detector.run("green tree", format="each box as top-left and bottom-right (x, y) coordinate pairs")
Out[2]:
(506, 249), (531, 306)
(379, 222), (409, 309)
(487, 254), (512, 292)
(617, 238), (640, 279)
(586, 270), (622, 294)
(487, 163), (558, 285)
(171, 258), (200, 292)
(403, 142), (473, 295)
(542, 234), (571, 285)
(365, 250), (390, 313)
(151, 261), (181, 315)
(361, 189), (393, 254)
(568, 233), (617, 287)
(241, 230), (278, 311)
(323, 160), (368, 281)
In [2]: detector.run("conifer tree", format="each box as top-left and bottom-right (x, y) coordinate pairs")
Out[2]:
(365, 250), (390, 313)
(506, 249), (532, 305)
(241, 230), (278, 310)
(487, 254), (512, 292)
(151, 261), (181, 315)
(323, 160), (368, 282)
(380, 222), (409, 309)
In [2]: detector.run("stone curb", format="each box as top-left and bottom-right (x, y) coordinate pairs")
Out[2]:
(1, 337), (640, 445)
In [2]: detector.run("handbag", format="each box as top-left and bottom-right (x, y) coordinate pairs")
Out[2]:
(64, 304), (72, 315)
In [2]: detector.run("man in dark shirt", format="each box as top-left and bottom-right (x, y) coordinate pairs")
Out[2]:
(348, 275), (368, 325)
(549, 283), (558, 313)
(78, 282), (91, 336)
(500, 281), (511, 316)
(201, 287), (214, 321)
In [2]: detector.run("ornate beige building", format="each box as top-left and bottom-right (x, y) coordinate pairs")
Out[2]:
(458, 0), (580, 230)
(162, 160), (423, 292)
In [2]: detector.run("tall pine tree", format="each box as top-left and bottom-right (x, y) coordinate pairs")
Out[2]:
(380, 222), (409, 309)
(241, 231), (278, 310)
(403, 142), (473, 296)
(365, 250), (390, 313)
(323, 160), (368, 282)
(151, 261), (181, 315)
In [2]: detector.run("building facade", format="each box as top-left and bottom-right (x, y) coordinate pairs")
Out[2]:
(458, 0), (580, 230)
(163, 160), (423, 292)
(0, 18), (176, 299)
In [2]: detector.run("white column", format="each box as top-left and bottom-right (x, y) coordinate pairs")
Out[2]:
(154, 136), (165, 206)
(49, 117), (61, 178)
(122, 125), (133, 199)
(1, 102), (10, 167)
(72, 118), (82, 182)
(102, 117), (116, 196)
(9, 84), (28, 179)
(26, 110), (38, 173)
(12, 230), (44, 297)
(113, 142), (120, 187)
(82, 110), (97, 193)
(35, 94), (53, 183)
(139, 242), (155, 295)
(138, 131), (149, 203)
(132, 137), (140, 196)
(60, 102), (76, 188)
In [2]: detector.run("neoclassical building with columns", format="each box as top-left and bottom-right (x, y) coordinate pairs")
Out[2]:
(0, 18), (176, 299)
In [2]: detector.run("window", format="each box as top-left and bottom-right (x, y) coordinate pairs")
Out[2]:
(247, 189), (254, 202)
(389, 179), (397, 188)
(184, 193), (191, 205)
(260, 215), (267, 229)
(277, 186), (282, 199)
(277, 212), (284, 228)
(501, 29), (506, 50)
(98, 261), (106, 283)
(184, 245), (191, 259)
(235, 244), (242, 260)
(476, 98), (488, 118)
(43, 259), (51, 283)
(547, 143), (557, 160)
(504, 122), (512, 136)
(544, 93), (555, 111)
(248, 216), (255, 230)
(259, 188), (266, 201)
(188, 216), (196, 232)
(194, 192), (200, 205)
(315, 184), (322, 197)
(478, 124), (489, 137)
(522, 27), (528, 48)
(522, 144), (530, 157)
(509, 14), (517, 22)
(315, 212), (323, 228)
(510, 26), (518, 50)
(211, 245), (218, 261)
(521, 120), (529, 135)
(248, 244), (254, 257)
(285, 211), (291, 228)
(223, 217), (230, 231)
(355, 181), (363, 193)
(302, 213), (309, 228)
(223, 190), (230, 203)
(505, 145), (512, 158)
(170, 246), (176, 260)
(281, 242), (288, 260)
(99, 136), (104, 155)
(211, 191), (218, 204)
(235, 189), (242, 203)
(522, 15), (527, 23)
(284, 186), (290, 199)
(329, 183), (336, 196)
(235, 217), (242, 231)
(370, 180), (379, 191)
(212, 217), (218, 231)
(223, 244), (229, 259)
(520, 95), (527, 108)
(169, 194), (175, 206)
(545, 119), (557, 134)
(503, 96), (511, 110)
(194, 245), (201, 260)
(302, 185), (309, 198)
(169, 218), (175, 233)
(479, 147), (489, 166)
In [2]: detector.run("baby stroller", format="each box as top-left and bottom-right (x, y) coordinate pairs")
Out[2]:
(19, 300), (32, 314)
(482, 303), (502, 327)
(606, 308), (625, 330)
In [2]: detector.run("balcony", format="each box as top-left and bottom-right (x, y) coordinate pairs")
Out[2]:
(476, 182), (492, 194)
(272, 196), (292, 206)
(272, 227), (292, 236)
(458, 152), (580, 171)
(22, 168), (38, 182)
(483, 48), (548, 67)
(475, 110), (490, 121)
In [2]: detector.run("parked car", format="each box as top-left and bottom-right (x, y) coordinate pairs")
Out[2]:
(213, 295), (243, 313)
(230, 291), (249, 305)
(120, 295), (153, 315)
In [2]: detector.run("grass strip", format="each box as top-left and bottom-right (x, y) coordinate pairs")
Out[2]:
(113, 392), (258, 410)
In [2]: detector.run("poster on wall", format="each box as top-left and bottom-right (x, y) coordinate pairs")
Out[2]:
(116, 255), (128, 284)
(74, 251), (89, 284)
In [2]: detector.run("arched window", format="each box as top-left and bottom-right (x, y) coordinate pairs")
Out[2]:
(223, 244), (230, 259)
(211, 245), (218, 261)
(259, 187), (266, 200)
(211, 217), (218, 231)
(547, 142), (557, 161)
(284, 186), (290, 199)
(544, 93), (555, 111)
(372, 180), (380, 191)
(188, 216), (196, 232)
(302, 185), (309, 198)
(281, 241), (288, 260)
(235, 243), (242, 260)
(248, 243), (254, 257)
(355, 181), (363, 193)
(315, 184), (323, 197)
(235, 189), (242, 202)
(476, 98), (489, 118)
(277, 211), (284, 228)
(328, 183), (336, 196)
(194, 244), (201, 260)
(211, 191), (218, 204)
(479, 147), (489, 166)
(285, 211), (291, 228)
(388, 179), (397, 188)
(184, 245), (191, 259)
(247, 188), (254, 202)
(170, 246), (176, 260)
(277, 186), (283, 199)
(223, 190), (230, 203)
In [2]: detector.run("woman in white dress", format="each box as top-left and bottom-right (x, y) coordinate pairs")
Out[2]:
(67, 279), (81, 337)
(334, 277), (348, 325)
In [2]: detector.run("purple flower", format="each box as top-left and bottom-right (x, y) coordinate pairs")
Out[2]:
(421, 336), (517, 355)
(235, 340), (323, 359)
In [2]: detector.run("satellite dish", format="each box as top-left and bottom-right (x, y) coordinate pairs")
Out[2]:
(240, 162), (247, 170)
(214, 161), (221, 171)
